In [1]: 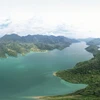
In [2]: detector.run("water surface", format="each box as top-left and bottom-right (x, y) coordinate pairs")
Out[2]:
(0, 42), (93, 100)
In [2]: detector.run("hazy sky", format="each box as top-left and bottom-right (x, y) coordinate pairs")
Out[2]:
(0, 0), (100, 38)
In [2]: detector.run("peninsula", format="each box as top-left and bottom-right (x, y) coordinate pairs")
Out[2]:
(39, 38), (100, 100)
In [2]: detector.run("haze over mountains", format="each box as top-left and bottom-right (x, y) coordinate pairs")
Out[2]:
(0, 17), (100, 39)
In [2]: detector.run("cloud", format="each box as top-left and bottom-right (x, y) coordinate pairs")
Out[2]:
(0, 0), (100, 38)
(0, 19), (11, 29)
(0, 17), (73, 38)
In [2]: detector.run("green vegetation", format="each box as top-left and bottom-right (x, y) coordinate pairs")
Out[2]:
(0, 42), (41, 58)
(56, 54), (100, 96)
(85, 45), (99, 56)
(41, 52), (100, 100)
(0, 34), (78, 58)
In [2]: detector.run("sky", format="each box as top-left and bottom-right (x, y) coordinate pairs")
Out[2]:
(0, 0), (100, 38)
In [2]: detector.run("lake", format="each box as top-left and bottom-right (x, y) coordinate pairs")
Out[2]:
(0, 42), (93, 100)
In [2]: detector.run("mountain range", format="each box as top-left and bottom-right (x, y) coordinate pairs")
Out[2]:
(0, 34), (78, 58)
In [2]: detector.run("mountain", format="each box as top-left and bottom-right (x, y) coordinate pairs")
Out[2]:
(85, 45), (99, 56)
(87, 38), (100, 45)
(0, 34), (22, 42)
(84, 38), (100, 56)
(0, 34), (78, 58)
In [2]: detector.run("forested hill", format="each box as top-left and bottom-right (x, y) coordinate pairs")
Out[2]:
(0, 34), (78, 58)
(43, 52), (100, 100)
(87, 38), (100, 45)
(85, 38), (100, 56)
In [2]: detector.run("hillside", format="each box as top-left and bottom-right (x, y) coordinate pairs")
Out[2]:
(40, 41), (100, 100)
(87, 38), (100, 45)
(85, 45), (99, 56)
(41, 53), (100, 100)
(56, 53), (100, 96)
(0, 34), (78, 58)
(85, 38), (100, 56)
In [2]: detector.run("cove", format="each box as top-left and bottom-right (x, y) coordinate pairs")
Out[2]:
(0, 42), (93, 100)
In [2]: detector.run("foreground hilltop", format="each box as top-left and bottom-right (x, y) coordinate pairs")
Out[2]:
(0, 34), (78, 58)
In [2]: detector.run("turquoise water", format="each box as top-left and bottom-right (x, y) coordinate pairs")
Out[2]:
(0, 42), (93, 100)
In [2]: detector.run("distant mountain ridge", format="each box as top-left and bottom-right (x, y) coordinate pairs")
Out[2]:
(87, 38), (100, 45)
(78, 38), (94, 42)
(0, 34), (78, 50)
(0, 34), (77, 43)
(0, 34), (78, 58)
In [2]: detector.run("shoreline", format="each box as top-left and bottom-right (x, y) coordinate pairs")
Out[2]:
(53, 72), (57, 76)
(21, 96), (45, 100)
(0, 50), (48, 59)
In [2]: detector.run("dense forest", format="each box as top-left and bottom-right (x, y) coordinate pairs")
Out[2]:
(0, 34), (78, 58)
